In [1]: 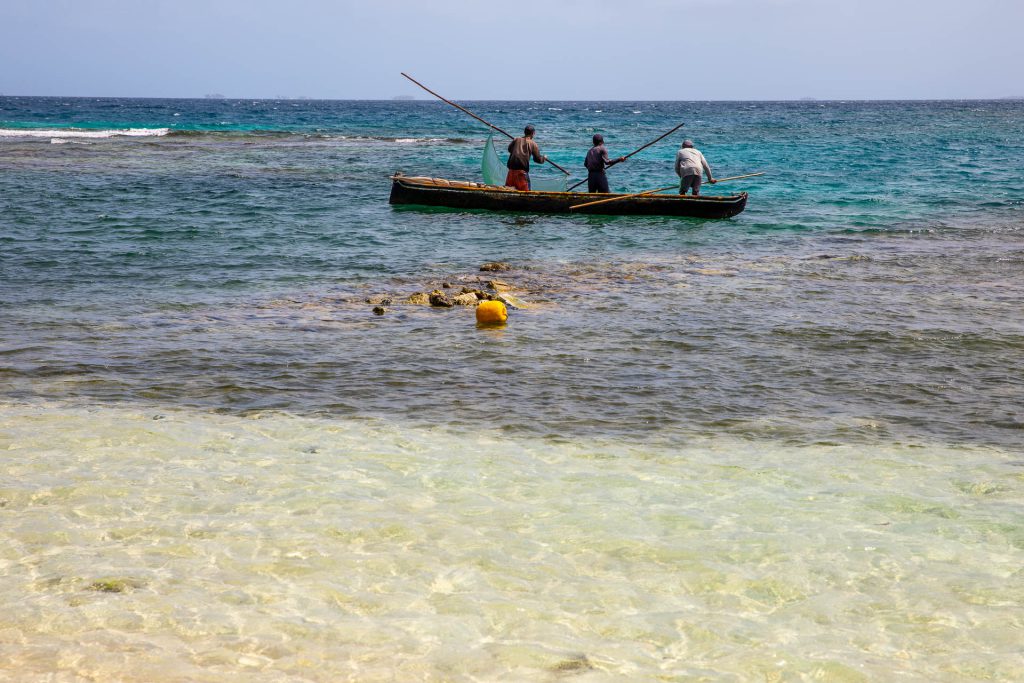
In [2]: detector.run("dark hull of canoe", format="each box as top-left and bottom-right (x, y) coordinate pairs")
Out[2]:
(389, 177), (747, 218)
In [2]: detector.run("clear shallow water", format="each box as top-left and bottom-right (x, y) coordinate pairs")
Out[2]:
(1, 97), (1023, 680)
(2, 404), (1022, 682)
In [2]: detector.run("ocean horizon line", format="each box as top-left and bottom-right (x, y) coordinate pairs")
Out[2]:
(2, 93), (1023, 103)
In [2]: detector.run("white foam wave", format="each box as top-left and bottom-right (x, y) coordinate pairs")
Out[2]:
(392, 137), (449, 143)
(0, 127), (170, 139)
(334, 135), (465, 144)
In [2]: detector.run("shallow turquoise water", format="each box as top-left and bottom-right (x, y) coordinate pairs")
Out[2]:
(1, 97), (1022, 681)
(2, 98), (1023, 447)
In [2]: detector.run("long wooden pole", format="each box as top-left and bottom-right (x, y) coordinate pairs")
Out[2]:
(401, 72), (514, 139)
(569, 185), (677, 210)
(566, 122), (686, 192)
(712, 172), (765, 183)
(622, 122), (686, 161)
(400, 72), (571, 176)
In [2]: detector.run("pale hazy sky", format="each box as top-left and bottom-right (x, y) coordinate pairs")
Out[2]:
(2, 0), (1022, 100)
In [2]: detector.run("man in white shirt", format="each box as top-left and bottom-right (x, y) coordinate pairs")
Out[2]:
(675, 139), (716, 195)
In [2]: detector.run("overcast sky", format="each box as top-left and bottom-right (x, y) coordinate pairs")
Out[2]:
(2, 0), (1022, 100)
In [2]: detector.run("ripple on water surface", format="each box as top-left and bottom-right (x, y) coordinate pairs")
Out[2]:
(2, 98), (1023, 680)
(0, 403), (1022, 681)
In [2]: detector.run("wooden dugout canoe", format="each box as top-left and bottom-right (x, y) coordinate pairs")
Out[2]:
(389, 175), (748, 218)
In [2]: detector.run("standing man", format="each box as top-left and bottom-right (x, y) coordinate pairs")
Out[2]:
(583, 133), (626, 193)
(506, 125), (547, 191)
(675, 139), (715, 195)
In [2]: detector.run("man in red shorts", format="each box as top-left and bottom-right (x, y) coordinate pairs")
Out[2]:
(505, 125), (547, 191)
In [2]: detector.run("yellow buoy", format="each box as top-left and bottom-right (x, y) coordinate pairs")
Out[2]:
(475, 299), (507, 325)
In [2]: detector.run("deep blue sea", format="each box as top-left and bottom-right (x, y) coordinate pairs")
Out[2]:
(1, 97), (1022, 681)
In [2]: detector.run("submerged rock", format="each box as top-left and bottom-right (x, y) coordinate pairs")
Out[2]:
(88, 577), (143, 593)
(372, 305), (387, 315)
(687, 268), (737, 277)
(365, 295), (393, 305)
(480, 261), (511, 272)
(550, 654), (594, 673)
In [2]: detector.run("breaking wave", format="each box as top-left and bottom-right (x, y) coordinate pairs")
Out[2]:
(163, 130), (474, 143)
(0, 127), (170, 139)
(1, 126), (475, 144)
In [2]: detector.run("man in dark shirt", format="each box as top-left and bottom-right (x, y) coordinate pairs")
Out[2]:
(583, 134), (626, 193)
(506, 125), (547, 191)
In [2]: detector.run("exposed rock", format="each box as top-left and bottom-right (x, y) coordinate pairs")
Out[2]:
(372, 305), (387, 315)
(452, 293), (479, 306)
(442, 282), (452, 288)
(486, 279), (512, 292)
(405, 292), (430, 305)
(497, 292), (528, 309)
(429, 290), (453, 307)
(365, 295), (393, 305)
(460, 287), (492, 300)
(480, 261), (511, 272)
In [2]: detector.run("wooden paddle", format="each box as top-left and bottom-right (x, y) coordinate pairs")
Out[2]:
(400, 72), (571, 176)
(567, 122), (686, 192)
(569, 172), (766, 210)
